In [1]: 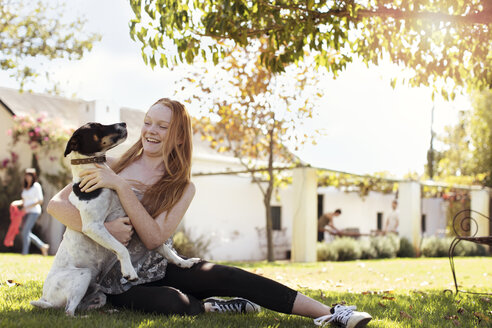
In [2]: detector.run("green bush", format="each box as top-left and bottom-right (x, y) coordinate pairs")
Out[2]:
(371, 235), (399, 258)
(421, 236), (449, 257)
(359, 238), (377, 259)
(452, 239), (487, 257)
(418, 236), (488, 258)
(329, 237), (362, 261)
(317, 242), (338, 261)
(397, 237), (416, 257)
(317, 235), (487, 262)
(172, 227), (212, 258)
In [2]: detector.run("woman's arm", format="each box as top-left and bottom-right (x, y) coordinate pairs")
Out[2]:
(47, 184), (83, 231)
(78, 164), (196, 250)
(23, 199), (44, 211)
(47, 183), (134, 245)
(115, 181), (195, 250)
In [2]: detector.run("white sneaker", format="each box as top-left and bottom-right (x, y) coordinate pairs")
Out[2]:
(204, 297), (261, 314)
(314, 304), (372, 328)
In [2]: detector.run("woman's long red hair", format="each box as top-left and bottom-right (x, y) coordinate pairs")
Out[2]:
(112, 98), (193, 218)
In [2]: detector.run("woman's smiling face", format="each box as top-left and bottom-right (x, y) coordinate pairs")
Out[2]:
(141, 103), (173, 156)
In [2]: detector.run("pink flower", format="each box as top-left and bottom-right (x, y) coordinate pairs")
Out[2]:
(11, 152), (18, 163)
(34, 127), (41, 133)
(6, 129), (12, 136)
(2, 159), (9, 168)
(44, 137), (49, 141)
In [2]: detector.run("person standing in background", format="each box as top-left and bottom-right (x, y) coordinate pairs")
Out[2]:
(12, 168), (49, 255)
(384, 200), (399, 235)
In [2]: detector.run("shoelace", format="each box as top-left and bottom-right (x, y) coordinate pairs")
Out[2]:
(210, 302), (244, 313)
(313, 305), (356, 326)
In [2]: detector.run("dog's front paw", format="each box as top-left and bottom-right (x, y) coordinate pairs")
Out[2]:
(176, 257), (201, 268)
(121, 267), (138, 282)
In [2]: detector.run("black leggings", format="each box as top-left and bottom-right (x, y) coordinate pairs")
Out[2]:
(106, 261), (298, 316)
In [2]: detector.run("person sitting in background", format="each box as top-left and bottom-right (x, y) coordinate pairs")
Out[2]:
(317, 209), (342, 242)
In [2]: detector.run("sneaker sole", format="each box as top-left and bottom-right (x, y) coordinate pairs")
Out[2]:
(352, 317), (372, 328)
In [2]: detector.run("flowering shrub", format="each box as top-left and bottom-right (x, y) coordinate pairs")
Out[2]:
(7, 113), (73, 152)
(1, 151), (19, 169)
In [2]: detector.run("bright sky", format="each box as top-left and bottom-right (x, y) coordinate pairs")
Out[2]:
(0, 0), (471, 178)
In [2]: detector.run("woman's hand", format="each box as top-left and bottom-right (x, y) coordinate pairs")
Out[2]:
(79, 163), (123, 192)
(104, 217), (134, 246)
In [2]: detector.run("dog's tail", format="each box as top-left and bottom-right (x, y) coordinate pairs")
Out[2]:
(31, 299), (53, 309)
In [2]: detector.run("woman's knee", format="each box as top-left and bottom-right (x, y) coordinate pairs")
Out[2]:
(108, 286), (203, 316)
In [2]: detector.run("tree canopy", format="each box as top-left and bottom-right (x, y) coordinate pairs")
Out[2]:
(177, 42), (322, 261)
(426, 90), (492, 186)
(129, 0), (491, 97)
(0, 0), (100, 90)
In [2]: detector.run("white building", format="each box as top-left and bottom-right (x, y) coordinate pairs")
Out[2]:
(0, 87), (450, 260)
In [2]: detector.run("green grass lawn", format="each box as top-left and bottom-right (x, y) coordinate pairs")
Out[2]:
(1, 253), (491, 327)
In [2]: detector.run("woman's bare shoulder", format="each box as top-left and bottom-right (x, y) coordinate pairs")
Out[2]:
(106, 156), (119, 169)
(186, 181), (196, 195)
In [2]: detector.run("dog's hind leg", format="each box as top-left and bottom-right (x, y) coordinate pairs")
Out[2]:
(82, 222), (138, 281)
(156, 244), (201, 268)
(31, 299), (54, 309)
(64, 268), (92, 316)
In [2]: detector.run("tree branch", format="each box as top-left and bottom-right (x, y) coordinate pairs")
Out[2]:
(261, 1), (492, 25)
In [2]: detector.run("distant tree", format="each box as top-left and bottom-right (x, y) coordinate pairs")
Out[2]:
(430, 91), (492, 186)
(470, 90), (492, 186)
(129, 0), (491, 96)
(433, 111), (475, 178)
(178, 42), (322, 261)
(0, 0), (100, 90)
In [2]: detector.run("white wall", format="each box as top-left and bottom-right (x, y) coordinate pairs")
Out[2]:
(422, 198), (447, 237)
(79, 100), (120, 125)
(319, 187), (396, 234)
(186, 172), (451, 261)
(188, 174), (270, 261)
(187, 155), (295, 261)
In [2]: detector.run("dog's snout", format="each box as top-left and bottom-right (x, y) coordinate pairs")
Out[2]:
(120, 122), (127, 128)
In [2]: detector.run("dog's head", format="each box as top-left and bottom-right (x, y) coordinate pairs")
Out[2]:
(64, 122), (128, 157)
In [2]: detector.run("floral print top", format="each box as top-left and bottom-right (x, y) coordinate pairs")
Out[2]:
(97, 189), (170, 295)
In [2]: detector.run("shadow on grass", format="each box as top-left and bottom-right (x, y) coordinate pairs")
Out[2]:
(2, 275), (491, 327)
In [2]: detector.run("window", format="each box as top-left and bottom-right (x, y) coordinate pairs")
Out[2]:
(317, 194), (324, 218)
(421, 214), (426, 233)
(377, 212), (383, 230)
(271, 206), (281, 231)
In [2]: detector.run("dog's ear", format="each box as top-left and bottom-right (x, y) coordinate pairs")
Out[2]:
(64, 134), (79, 157)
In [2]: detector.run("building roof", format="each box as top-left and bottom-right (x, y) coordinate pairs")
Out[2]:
(0, 87), (87, 128)
(0, 86), (214, 156)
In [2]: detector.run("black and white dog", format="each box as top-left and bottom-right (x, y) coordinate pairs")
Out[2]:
(31, 122), (200, 316)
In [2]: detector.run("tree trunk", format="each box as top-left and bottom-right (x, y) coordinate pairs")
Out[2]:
(264, 194), (274, 262)
(264, 124), (275, 262)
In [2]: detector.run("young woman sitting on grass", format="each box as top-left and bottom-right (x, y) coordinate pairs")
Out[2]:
(47, 98), (372, 328)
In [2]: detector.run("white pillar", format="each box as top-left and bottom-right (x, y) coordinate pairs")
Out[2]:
(470, 187), (490, 238)
(398, 181), (421, 252)
(291, 167), (317, 262)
